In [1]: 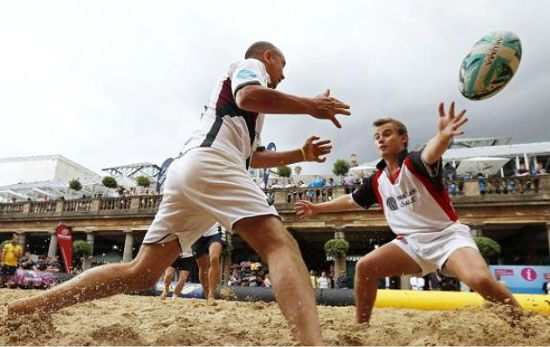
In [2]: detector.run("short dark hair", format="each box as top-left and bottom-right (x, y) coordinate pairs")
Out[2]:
(245, 41), (278, 59)
(372, 118), (408, 148)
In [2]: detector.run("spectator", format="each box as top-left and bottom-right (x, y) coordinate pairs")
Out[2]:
(515, 163), (530, 177)
(542, 280), (549, 295)
(336, 271), (348, 289)
(309, 270), (319, 288)
(1, 234), (23, 287)
(533, 162), (548, 193)
(318, 271), (330, 289)
(19, 250), (36, 270)
(263, 273), (272, 288)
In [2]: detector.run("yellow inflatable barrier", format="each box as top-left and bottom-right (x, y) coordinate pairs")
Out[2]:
(374, 289), (550, 314)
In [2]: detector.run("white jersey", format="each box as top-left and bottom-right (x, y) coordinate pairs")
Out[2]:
(182, 58), (270, 168)
(180, 250), (193, 259)
(203, 223), (224, 237)
(352, 149), (461, 235)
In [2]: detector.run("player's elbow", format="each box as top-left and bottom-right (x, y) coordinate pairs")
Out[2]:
(235, 87), (256, 111)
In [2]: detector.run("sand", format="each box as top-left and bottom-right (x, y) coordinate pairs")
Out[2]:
(1, 289), (550, 346)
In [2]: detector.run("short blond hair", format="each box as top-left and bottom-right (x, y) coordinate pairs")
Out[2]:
(372, 118), (408, 148)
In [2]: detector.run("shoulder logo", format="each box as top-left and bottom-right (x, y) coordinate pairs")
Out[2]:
(386, 197), (399, 211)
(237, 70), (257, 80)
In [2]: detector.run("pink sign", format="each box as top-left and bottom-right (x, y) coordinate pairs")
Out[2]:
(495, 269), (514, 276)
(520, 267), (537, 282)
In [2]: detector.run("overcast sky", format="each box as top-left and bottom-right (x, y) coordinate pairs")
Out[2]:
(1, 0), (548, 175)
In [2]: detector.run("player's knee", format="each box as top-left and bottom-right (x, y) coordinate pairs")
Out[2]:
(355, 258), (377, 280)
(468, 272), (494, 290)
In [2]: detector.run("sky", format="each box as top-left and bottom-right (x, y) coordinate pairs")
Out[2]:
(0, 0), (549, 176)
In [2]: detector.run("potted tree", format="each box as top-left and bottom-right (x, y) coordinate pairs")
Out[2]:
(324, 238), (349, 283)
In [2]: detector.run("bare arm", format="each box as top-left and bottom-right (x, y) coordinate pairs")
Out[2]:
(295, 194), (359, 218)
(250, 135), (332, 168)
(236, 86), (351, 128)
(422, 102), (468, 165)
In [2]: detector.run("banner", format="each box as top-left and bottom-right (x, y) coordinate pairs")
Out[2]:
(55, 224), (73, 274)
(263, 142), (276, 189)
(489, 265), (550, 294)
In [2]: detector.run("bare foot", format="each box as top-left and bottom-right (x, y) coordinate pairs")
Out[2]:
(206, 298), (217, 306)
(159, 291), (167, 300)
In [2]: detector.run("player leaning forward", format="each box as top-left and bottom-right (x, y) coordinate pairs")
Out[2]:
(296, 102), (521, 324)
(9, 41), (350, 345)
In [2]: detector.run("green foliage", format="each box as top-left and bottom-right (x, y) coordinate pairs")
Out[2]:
(277, 166), (292, 178)
(333, 159), (351, 177)
(102, 176), (118, 189)
(69, 179), (82, 191)
(136, 175), (151, 188)
(324, 238), (349, 258)
(73, 240), (92, 258)
(473, 236), (501, 260)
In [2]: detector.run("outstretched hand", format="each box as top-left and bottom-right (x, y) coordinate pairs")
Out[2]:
(295, 200), (317, 219)
(302, 135), (332, 163)
(310, 89), (351, 128)
(438, 102), (468, 141)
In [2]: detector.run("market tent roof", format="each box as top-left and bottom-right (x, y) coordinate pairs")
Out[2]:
(455, 157), (510, 176)
(443, 142), (550, 162)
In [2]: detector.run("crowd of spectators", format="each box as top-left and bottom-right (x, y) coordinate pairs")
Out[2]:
(227, 261), (271, 287)
(0, 234), (63, 288)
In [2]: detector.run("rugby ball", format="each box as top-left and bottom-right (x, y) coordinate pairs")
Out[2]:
(459, 31), (522, 100)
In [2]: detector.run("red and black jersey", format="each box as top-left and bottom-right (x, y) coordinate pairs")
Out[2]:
(352, 149), (459, 235)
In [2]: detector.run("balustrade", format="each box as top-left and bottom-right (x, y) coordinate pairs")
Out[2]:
(29, 201), (57, 215)
(0, 176), (548, 219)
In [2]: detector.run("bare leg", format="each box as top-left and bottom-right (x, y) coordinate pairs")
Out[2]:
(172, 270), (190, 299)
(234, 215), (322, 346)
(196, 255), (209, 301)
(161, 267), (176, 300)
(354, 243), (421, 324)
(444, 247), (521, 308)
(207, 241), (223, 302)
(8, 240), (181, 315)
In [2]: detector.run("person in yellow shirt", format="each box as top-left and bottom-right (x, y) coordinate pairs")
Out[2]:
(1, 234), (23, 287)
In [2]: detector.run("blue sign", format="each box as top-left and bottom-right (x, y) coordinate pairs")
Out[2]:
(263, 142), (276, 189)
(489, 265), (550, 294)
(156, 157), (174, 192)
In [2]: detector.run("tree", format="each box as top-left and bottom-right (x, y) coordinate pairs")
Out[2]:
(277, 166), (292, 178)
(73, 240), (92, 258)
(473, 236), (501, 262)
(69, 179), (82, 192)
(136, 176), (151, 188)
(324, 239), (349, 258)
(102, 176), (118, 189)
(333, 159), (350, 177)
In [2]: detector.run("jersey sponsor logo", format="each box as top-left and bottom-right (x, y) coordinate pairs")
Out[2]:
(386, 197), (399, 211)
(237, 70), (257, 80)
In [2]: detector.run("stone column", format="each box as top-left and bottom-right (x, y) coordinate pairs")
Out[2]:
(469, 225), (482, 238)
(17, 231), (27, 250)
(83, 228), (96, 270)
(122, 229), (134, 263)
(47, 230), (58, 258)
(333, 229), (347, 285)
(85, 228), (95, 255)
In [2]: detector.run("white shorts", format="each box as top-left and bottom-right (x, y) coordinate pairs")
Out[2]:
(391, 223), (478, 276)
(143, 147), (279, 251)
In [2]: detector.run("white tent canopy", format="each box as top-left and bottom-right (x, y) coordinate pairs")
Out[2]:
(455, 157), (510, 176)
(349, 160), (379, 177)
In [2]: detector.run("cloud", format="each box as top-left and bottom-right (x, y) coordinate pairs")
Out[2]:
(0, 0), (548, 175)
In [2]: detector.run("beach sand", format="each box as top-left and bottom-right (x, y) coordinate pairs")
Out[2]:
(1, 289), (549, 345)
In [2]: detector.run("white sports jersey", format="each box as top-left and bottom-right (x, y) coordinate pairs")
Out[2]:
(352, 149), (460, 235)
(203, 223), (224, 237)
(182, 59), (270, 168)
